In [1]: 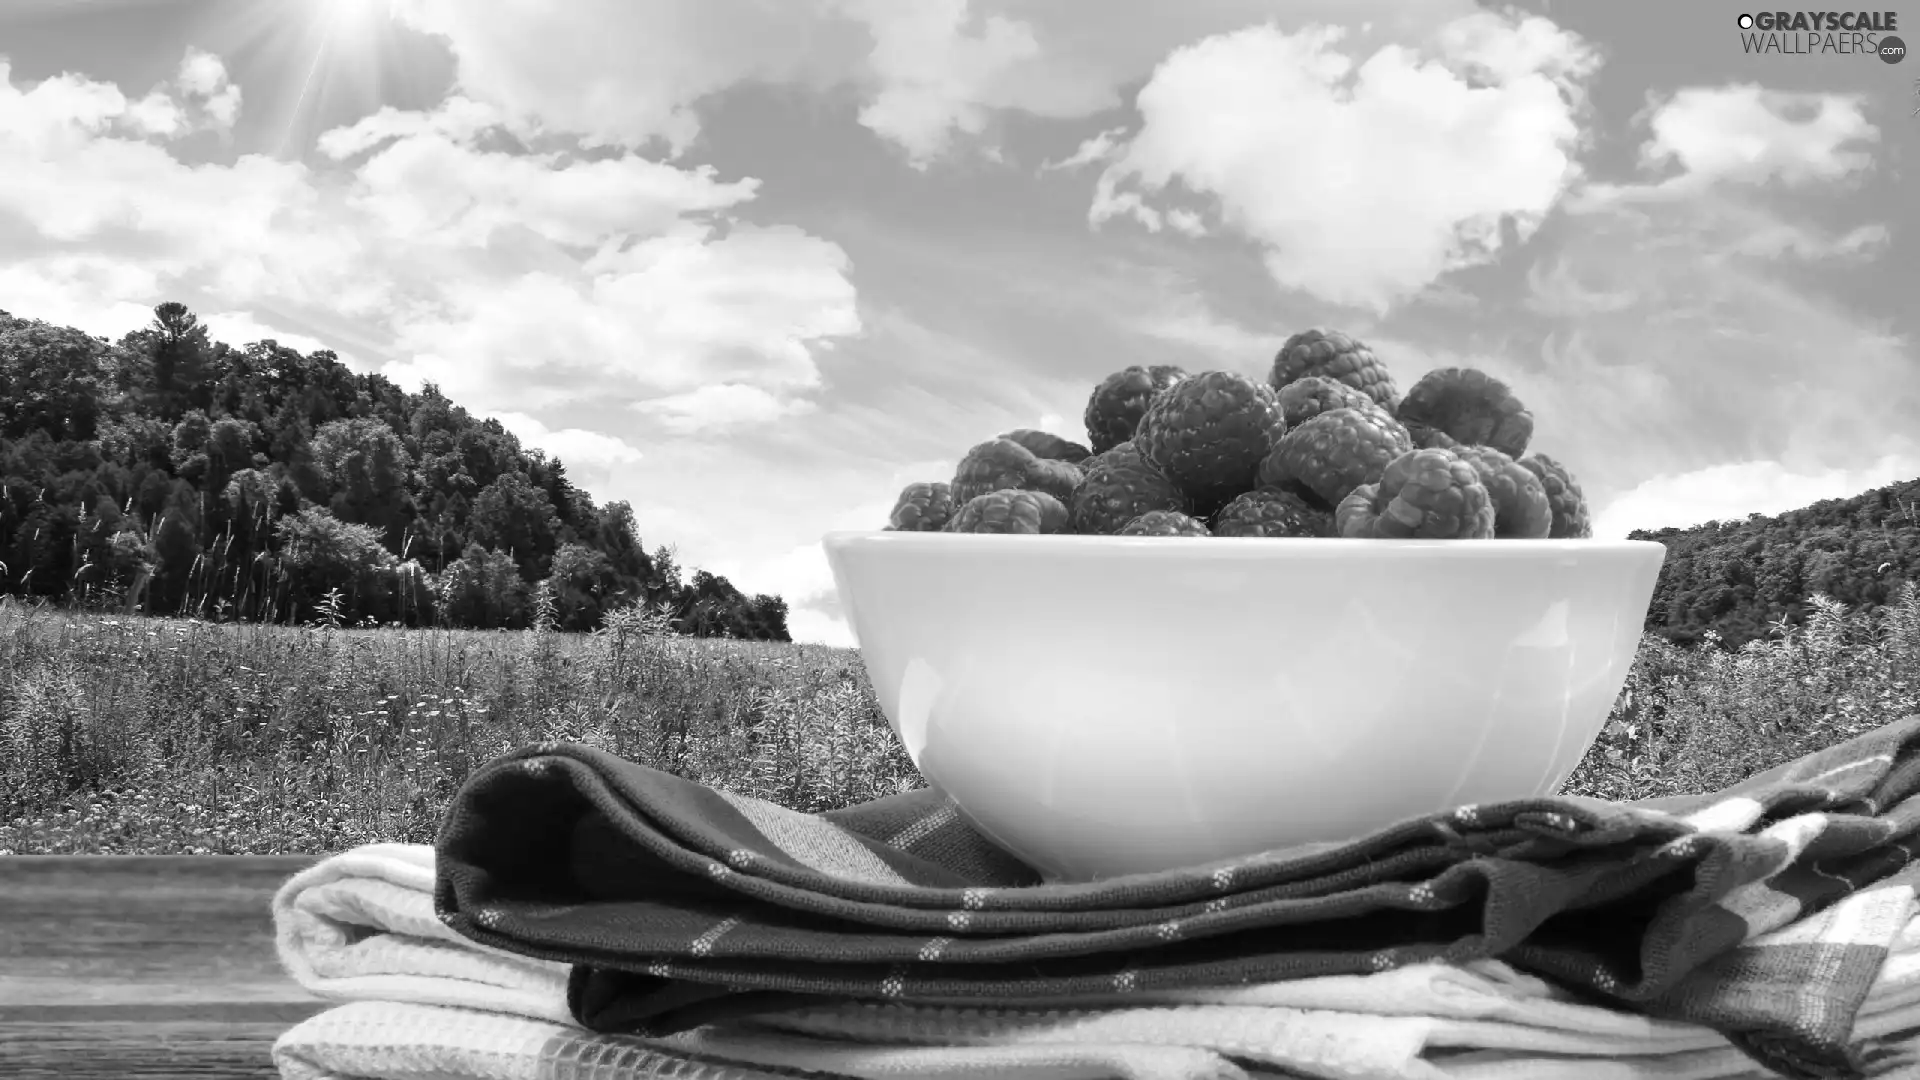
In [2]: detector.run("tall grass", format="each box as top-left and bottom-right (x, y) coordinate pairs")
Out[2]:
(0, 603), (918, 854)
(1561, 584), (1920, 801)
(4, 585), (1919, 855)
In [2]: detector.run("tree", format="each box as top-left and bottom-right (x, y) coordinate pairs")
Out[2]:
(311, 416), (415, 547)
(0, 316), (107, 441)
(0, 304), (797, 627)
(275, 506), (401, 624)
(144, 301), (212, 419)
(594, 501), (655, 605)
(435, 543), (529, 629)
(170, 409), (213, 482)
(467, 471), (559, 580)
(547, 542), (618, 631)
(149, 479), (205, 613)
(746, 593), (792, 642)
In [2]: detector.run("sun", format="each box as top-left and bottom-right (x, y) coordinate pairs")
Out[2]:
(164, 0), (433, 159)
(271, 0), (407, 155)
(321, 0), (397, 37)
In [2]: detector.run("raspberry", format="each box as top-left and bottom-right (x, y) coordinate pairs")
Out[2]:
(1212, 487), (1335, 538)
(1269, 329), (1399, 411)
(1084, 365), (1188, 454)
(951, 438), (1039, 506)
(1119, 510), (1211, 537)
(946, 489), (1069, 534)
(1336, 484), (1381, 539)
(1079, 440), (1128, 477)
(999, 429), (1092, 465)
(1257, 407), (1413, 508)
(951, 437), (1085, 507)
(1069, 443), (1187, 535)
(1396, 367), (1533, 459)
(1403, 421), (1458, 451)
(1133, 370), (1286, 515)
(1025, 458), (1084, 506)
(1275, 375), (1381, 431)
(886, 482), (954, 532)
(1452, 446), (1552, 539)
(1517, 453), (1593, 539)
(1342, 448), (1496, 539)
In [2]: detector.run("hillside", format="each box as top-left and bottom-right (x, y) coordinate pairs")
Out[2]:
(0, 302), (789, 639)
(1630, 478), (1920, 650)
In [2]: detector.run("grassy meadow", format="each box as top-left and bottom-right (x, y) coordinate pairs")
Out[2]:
(4, 586), (1919, 855)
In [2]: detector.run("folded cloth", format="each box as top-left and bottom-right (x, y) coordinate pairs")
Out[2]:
(273, 841), (575, 1025)
(269, 993), (1920, 1080)
(270, 1000), (871, 1080)
(431, 713), (1920, 1078)
(272, 843), (1920, 1079)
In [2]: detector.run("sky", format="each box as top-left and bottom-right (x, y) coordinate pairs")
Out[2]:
(1, 0), (1916, 647)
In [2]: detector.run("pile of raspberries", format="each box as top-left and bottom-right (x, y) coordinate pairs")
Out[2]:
(885, 329), (1592, 541)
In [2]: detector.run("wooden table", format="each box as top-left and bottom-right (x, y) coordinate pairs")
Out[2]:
(1, 856), (326, 1079)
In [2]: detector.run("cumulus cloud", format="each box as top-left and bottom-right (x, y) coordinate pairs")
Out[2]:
(1635, 85), (1877, 190)
(839, 0), (1043, 167)
(482, 411), (645, 498)
(1089, 12), (1597, 312)
(0, 58), (863, 437)
(318, 100), (762, 246)
(385, 0), (1465, 170)
(384, 0), (1075, 165)
(382, 222), (858, 418)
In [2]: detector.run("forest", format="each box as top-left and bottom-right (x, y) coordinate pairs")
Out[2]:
(1630, 481), (1920, 650)
(0, 302), (791, 639)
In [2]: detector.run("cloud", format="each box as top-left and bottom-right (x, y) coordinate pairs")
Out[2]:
(1123, 290), (1277, 371)
(839, 0), (1044, 167)
(1635, 85), (1877, 190)
(0, 56), (862, 430)
(318, 100), (762, 247)
(0, 48), (238, 148)
(381, 221), (859, 417)
(0, 256), (166, 340)
(632, 384), (819, 435)
(386, 0), (1078, 166)
(377, 0), (1509, 175)
(1594, 455), (1920, 540)
(199, 311), (341, 361)
(1089, 12), (1598, 312)
(0, 55), (366, 315)
(1400, 186), (1918, 539)
(1503, 202), (1914, 492)
(1040, 125), (1126, 172)
(481, 410), (645, 499)
(699, 458), (953, 649)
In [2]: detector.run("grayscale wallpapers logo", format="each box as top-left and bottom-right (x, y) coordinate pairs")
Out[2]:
(1736, 11), (1905, 61)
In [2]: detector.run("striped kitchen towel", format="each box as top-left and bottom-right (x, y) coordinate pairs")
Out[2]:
(433, 714), (1920, 1079)
(274, 842), (1920, 1078)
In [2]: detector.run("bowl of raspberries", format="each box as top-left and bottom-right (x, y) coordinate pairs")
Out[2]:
(823, 329), (1665, 882)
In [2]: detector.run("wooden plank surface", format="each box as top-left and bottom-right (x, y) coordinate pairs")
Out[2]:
(0, 855), (328, 1080)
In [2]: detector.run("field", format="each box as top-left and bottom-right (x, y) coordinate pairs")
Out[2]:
(5, 587), (1920, 856)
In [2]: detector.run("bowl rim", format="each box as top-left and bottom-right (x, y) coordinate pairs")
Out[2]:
(822, 529), (1665, 558)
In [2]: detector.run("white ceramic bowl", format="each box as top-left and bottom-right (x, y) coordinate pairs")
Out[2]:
(821, 531), (1666, 882)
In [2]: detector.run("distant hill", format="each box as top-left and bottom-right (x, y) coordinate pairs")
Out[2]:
(0, 302), (790, 639)
(1630, 478), (1920, 650)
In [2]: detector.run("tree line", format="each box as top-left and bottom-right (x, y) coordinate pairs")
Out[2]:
(0, 302), (791, 639)
(1630, 479), (1920, 650)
